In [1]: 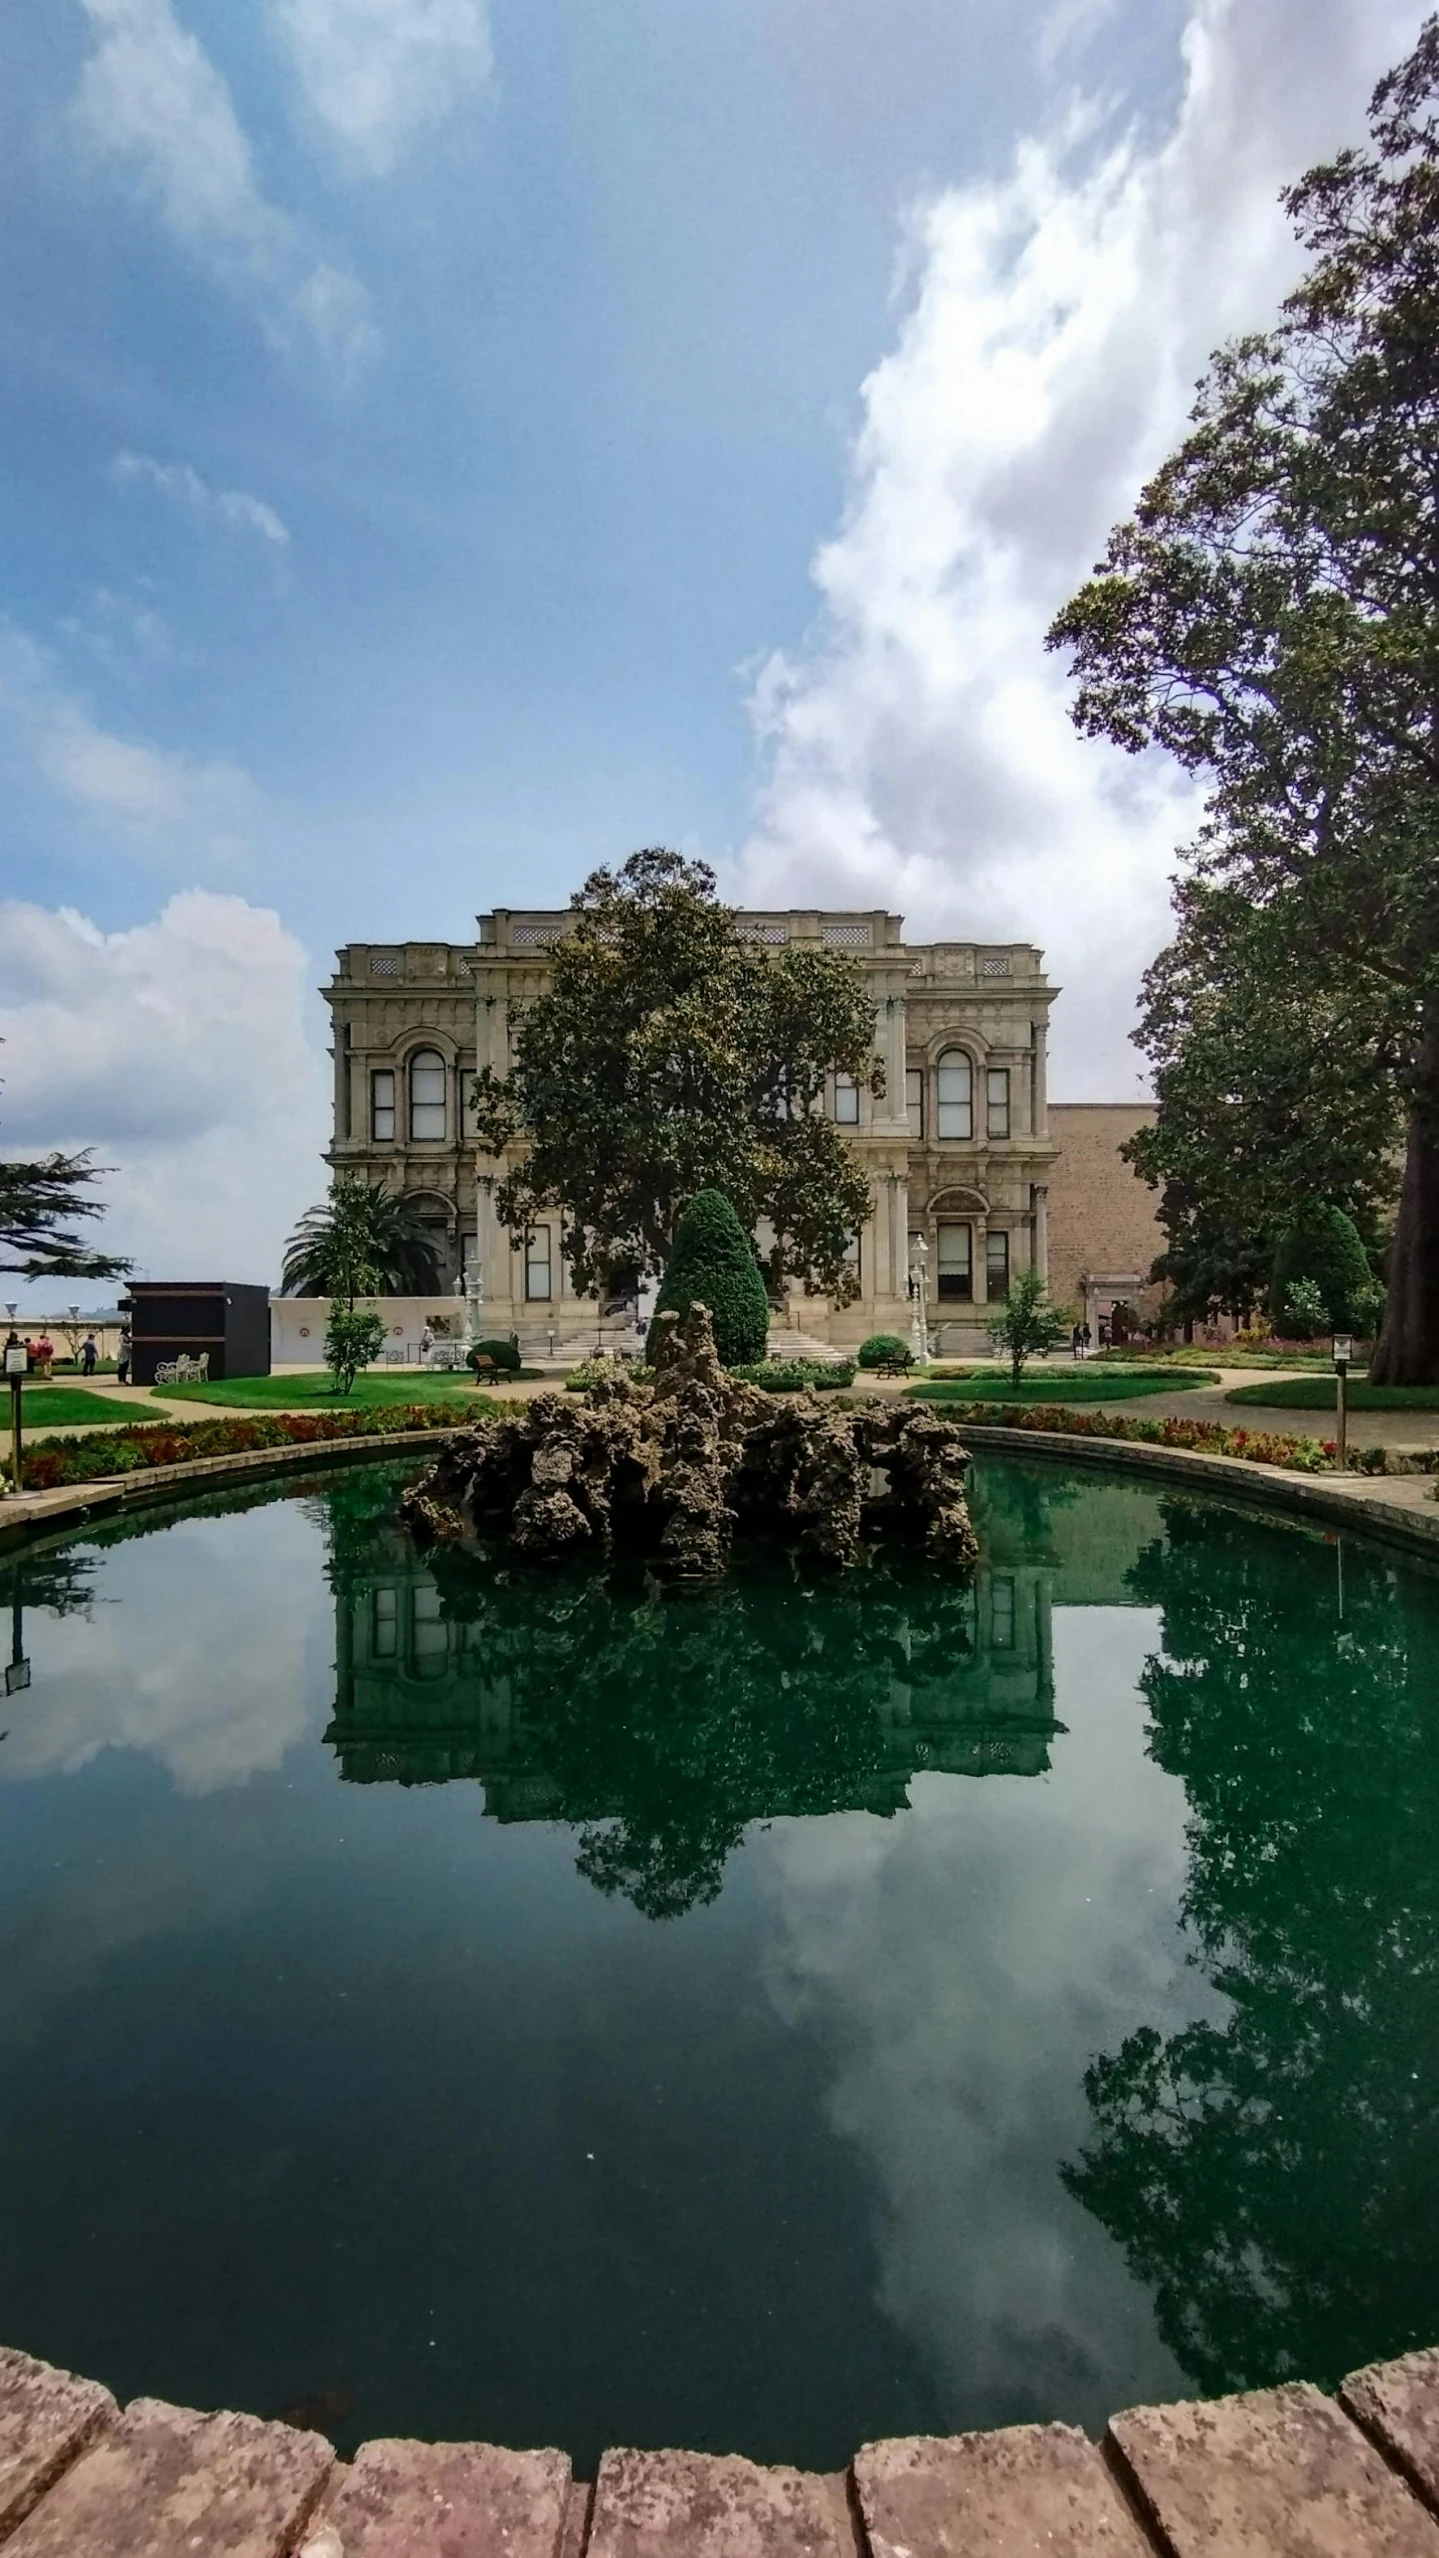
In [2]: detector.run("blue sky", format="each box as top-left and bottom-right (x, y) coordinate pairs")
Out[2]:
(0, 0), (1421, 1289)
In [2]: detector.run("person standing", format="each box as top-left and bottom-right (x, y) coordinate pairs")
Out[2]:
(81, 1334), (98, 1378)
(116, 1324), (132, 1386)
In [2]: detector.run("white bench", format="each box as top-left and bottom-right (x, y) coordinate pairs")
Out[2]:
(153, 1354), (210, 1385)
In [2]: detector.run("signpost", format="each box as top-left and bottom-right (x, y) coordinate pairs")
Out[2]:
(1332, 1333), (1353, 1475)
(4, 1339), (26, 1499)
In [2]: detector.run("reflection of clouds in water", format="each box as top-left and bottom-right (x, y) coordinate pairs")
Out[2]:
(755, 1610), (1226, 2433)
(3, 1503), (325, 1794)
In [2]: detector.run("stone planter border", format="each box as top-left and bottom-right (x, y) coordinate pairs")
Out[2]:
(0, 1428), (455, 1556)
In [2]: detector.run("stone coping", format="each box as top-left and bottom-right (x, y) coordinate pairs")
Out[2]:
(5, 2341), (1439, 2554)
(0, 1429), (456, 1555)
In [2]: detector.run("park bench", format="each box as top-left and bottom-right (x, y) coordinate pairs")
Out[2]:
(153, 1354), (210, 1386)
(874, 1349), (915, 1377)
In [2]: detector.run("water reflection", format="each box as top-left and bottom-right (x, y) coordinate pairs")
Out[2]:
(1064, 1501), (1439, 2398)
(323, 1466), (1066, 1919)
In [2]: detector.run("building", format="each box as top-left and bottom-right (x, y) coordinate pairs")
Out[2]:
(320, 906), (1160, 1351)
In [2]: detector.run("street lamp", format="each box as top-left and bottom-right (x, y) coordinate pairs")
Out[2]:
(908, 1233), (931, 1369)
(1332, 1333), (1354, 1474)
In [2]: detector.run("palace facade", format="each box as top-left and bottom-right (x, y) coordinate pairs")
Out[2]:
(321, 906), (1157, 1350)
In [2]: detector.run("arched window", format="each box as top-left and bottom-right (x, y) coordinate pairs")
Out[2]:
(833, 1071), (860, 1125)
(936, 1050), (973, 1141)
(408, 1049), (447, 1141)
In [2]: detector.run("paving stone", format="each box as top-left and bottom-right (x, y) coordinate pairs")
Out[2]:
(1108, 2379), (1439, 2556)
(853, 2425), (1152, 2557)
(0, 2346), (116, 2536)
(5, 2393), (333, 2557)
(313, 2437), (572, 2558)
(588, 2448), (846, 2558)
(1342, 2351), (1439, 2517)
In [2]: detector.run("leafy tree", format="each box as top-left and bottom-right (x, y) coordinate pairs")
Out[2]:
(0, 1146), (129, 1282)
(281, 1180), (442, 1304)
(323, 1305), (386, 1394)
(647, 1188), (769, 1366)
(1272, 1204), (1383, 1338)
(470, 849), (881, 1305)
(989, 1267), (1071, 1387)
(1123, 885), (1402, 1324)
(1049, 22), (1439, 1382)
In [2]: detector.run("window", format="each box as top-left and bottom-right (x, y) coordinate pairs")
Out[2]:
(408, 1050), (447, 1141)
(936, 1050), (973, 1141)
(371, 1585), (398, 1659)
(906, 1067), (925, 1139)
(843, 1231), (861, 1283)
(525, 1225), (552, 1301)
(371, 1069), (396, 1141)
(990, 1576), (1016, 1648)
(834, 1071), (860, 1125)
(412, 1582), (448, 1673)
(937, 1221), (973, 1300)
(986, 1230), (1010, 1297)
(986, 1068), (1010, 1140)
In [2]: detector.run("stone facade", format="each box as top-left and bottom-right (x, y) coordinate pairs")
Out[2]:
(1047, 1103), (1165, 1335)
(323, 908), (1060, 1350)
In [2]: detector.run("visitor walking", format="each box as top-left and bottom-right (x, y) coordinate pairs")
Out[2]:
(116, 1325), (131, 1387)
(81, 1334), (98, 1378)
(1070, 1323), (1083, 1361)
(419, 1321), (435, 1367)
(1080, 1322), (1092, 1358)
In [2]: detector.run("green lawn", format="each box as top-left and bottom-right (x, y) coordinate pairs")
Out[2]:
(162, 1370), (510, 1413)
(909, 1366), (1218, 1405)
(19, 1388), (158, 1429)
(1226, 1377), (1439, 1411)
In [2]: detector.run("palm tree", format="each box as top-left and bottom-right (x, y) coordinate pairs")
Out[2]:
(280, 1180), (444, 1303)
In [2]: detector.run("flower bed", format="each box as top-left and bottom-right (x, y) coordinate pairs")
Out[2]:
(907, 1393), (1388, 1475)
(5, 1401), (496, 1494)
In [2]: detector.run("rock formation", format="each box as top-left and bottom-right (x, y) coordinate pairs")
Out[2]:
(402, 1301), (978, 1580)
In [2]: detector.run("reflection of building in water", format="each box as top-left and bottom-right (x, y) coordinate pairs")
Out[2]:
(327, 1529), (1060, 1816)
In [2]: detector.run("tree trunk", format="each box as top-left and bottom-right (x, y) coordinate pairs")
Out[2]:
(1370, 995), (1439, 1386)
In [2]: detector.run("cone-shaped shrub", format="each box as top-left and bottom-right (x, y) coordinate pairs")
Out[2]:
(648, 1188), (769, 1368)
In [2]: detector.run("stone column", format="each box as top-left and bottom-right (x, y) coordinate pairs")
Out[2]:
(1032, 1016), (1049, 1138)
(1034, 1184), (1049, 1287)
(332, 1024), (352, 1142)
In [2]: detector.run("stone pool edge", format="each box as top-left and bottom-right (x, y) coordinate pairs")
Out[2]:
(3, 1416), (1437, 1566)
(4, 2338), (1439, 2556)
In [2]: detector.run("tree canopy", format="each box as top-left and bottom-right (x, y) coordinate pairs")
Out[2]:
(1049, 20), (1439, 1380)
(470, 849), (881, 1304)
(0, 1143), (129, 1283)
(281, 1179), (443, 1303)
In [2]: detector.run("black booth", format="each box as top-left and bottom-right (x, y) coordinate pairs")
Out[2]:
(123, 1282), (271, 1386)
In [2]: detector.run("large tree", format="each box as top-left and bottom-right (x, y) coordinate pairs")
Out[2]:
(471, 849), (882, 1303)
(0, 1146), (129, 1284)
(1049, 21), (1439, 1381)
(280, 1179), (443, 1303)
(1123, 881), (1402, 1323)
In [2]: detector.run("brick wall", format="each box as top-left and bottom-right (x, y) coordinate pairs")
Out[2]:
(1047, 1103), (1163, 1318)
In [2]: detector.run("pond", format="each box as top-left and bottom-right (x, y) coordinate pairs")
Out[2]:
(0, 1453), (1437, 2473)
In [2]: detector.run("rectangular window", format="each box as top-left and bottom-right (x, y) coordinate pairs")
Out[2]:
(834, 1071), (860, 1125)
(409, 1053), (447, 1141)
(371, 1070), (396, 1141)
(937, 1221), (973, 1300)
(372, 1585), (398, 1658)
(936, 1054), (973, 1141)
(525, 1225), (552, 1301)
(986, 1230), (1010, 1296)
(986, 1068), (1010, 1140)
(412, 1582), (448, 1672)
(906, 1068), (925, 1139)
(843, 1231), (861, 1283)
(990, 1576), (1016, 1649)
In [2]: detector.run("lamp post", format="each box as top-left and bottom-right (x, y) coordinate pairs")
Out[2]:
(1332, 1333), (1353, 1474)
(5, 1337), (27, 1498)
(908, 1233), (931, 1369)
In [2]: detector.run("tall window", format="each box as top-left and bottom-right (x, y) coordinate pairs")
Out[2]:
(936, 1051), (973, 1141)
(986, 1229), (1010, 1297)
(906, 1067), (925, 1138)
(937, 1221), (973, 1300)
(986, 1068), (1010, 1140)
(371, 1585), (398, 1659)
(990, 1576), (1016, 1649)
(408, 1049), (447, 1141)
(834, 1071), (860, 1125)
(843, 1231), (861, 1282)
(371, 1069), (396, 1141)
(412, 1582), (448, 1673)
(525, 1225), (552, 1301)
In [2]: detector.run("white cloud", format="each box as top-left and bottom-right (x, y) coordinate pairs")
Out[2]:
(0, 623), (256, 863)
(272, 0), (492, 174)
(737, 0), (1420, 1094)
(74, 0), (377, 371)
(0, 891), (328, 1296)
(113, 451), (290, 546)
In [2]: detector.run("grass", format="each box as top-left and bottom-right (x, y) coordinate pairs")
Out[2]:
(1226, 1377), (1439, 1412)
(19, 1387), (159, 1429)
(162, 1370), (517, 1413)
(908, 1366), (1218, 1404)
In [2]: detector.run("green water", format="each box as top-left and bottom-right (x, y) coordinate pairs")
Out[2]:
(0, 1454), (1436, 2470)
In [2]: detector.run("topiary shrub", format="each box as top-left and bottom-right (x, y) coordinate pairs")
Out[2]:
(1271, 1205), (1382, 1336)
(647, 1188), (769, 1368)
(469, 1335), (521, 1373)
(858, 1333), (910, 1368)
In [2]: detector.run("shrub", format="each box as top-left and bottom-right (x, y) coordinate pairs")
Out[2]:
(858, 1334), (910, 1368)
(470, 1335), (521, 1373)
(324, 1305), (386, 1393)
(1271, 1205), (1382, 1335)
(733, 1358), (856, 1392)
(647, 1188), (769, 1368)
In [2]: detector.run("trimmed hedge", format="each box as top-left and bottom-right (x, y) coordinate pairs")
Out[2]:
(732, 1358), (856, 1392)
(470, 1335), (521, 1372)
(857, 1334), (910, 1369)
(905, 1391), (1387, 1475)
(6, 1400), (495, 1494)
(648, 1188), (769, 1368)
